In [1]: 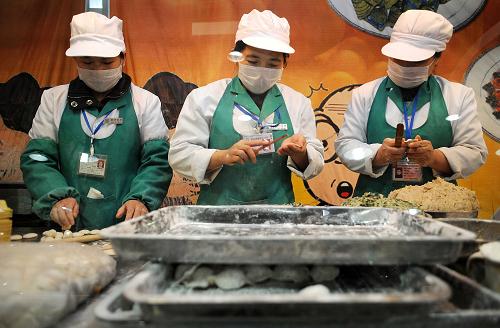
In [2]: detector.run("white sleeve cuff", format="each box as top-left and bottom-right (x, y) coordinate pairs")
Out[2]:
(287, 143), (324, 180)
(364, 144), (388, 178)
(192, 148), (220, 184)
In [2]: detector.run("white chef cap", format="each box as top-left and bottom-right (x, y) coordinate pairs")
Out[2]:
(66, 12), (125, 57)
(381, 10), (453, 62)
(235, 9), (295, 54)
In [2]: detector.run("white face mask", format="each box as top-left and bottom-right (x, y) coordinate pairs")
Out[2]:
(238, 63), (283, 94)
(387, 59), (433, 88)
(77, 65), (123, 93)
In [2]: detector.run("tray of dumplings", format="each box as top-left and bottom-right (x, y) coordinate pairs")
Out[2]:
(106, 262), (451, 321)
(101, 206), (475, 265)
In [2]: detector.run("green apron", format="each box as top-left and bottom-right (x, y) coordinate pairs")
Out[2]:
(197, 78), (295, 205)
(58, 91), (141, 229)
(355, 76), (453, 196)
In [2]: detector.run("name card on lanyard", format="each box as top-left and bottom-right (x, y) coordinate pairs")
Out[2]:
(392, 92), (423, 183)
(78, 110), (113, 178)
(235, 103), (285, 154)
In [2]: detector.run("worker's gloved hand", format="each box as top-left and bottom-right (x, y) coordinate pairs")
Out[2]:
(116, 199), (148, 220)
(372, 138), (407, 167)
(50, 197), (79, 230)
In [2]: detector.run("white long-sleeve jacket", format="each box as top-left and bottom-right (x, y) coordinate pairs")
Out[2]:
(169, 79), (324, 184)
(335, 76), (488, 180)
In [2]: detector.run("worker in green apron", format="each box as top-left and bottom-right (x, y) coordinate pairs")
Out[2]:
(335, 10), (487, 196)
(21, 12), (171, 229)
(169, 9), (324, 205)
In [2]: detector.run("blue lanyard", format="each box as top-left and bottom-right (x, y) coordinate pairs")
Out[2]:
(82, 110), (113, 156)
(402, 92), (419, 140)
(82, 110), (113, 137)
(234, 103), (282, 129)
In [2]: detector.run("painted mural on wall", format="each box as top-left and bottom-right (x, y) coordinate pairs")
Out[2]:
(303, 84), (361, 205)
(464, 45), (500, 142)
(328, 0), (487, 37)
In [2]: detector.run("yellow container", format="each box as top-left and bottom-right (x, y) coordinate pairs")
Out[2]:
(0, 200), (13, 242)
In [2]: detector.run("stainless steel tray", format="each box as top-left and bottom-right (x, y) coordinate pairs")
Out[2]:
(101, 206), (476, 265)
(94, 263), (500, 328)
(437, 218), (500, 243)
(426, 211), (479, 219)
(121, 263), (451, 321)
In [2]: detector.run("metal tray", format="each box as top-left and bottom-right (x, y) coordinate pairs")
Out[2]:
(437, 218), (500, 243)
(94, 264), (500, 328)
(426, 211), (479, 219)
(101, 206), (476, 265)
(121, 263), (451, 321)
(437, 218), (500, 256)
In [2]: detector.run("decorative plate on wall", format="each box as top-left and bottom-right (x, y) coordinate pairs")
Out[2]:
(464, 45), (500, 143)
(327, 0), (487, 38)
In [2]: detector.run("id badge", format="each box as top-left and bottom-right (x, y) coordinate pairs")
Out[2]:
(392, 160), (422, 182)
(243, 132), (274, 155)
(78, 153), (107, 178)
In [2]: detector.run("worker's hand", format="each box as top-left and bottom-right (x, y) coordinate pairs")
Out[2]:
(116, 200), (149, 220)
(277, 134), (307, 157)
(50, 198), (79, 230)
(222, 139), (270, 165)
(406, 135), (436, 167)
(277, 134), (308, 170)
(372, 138), (407, 167)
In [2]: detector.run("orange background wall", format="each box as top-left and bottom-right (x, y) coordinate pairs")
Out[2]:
(0, 0), (498, 217)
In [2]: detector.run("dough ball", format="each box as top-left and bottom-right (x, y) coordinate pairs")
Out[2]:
(183, 266), (214, 289)
(43, 229), (57, 237)
(63, 231), (73, 239)
(272, 265), (310, 283)
(299, 284), (330, 297)
(310, 265), (340, 283)
(79, 229), (90, 235)
(55, 232), (63, 240)
(72, 231), (84, 238)
(244, 265), (273, 284)
(215, 268), (246, 290)
(22, 233), (38, 239)
(10, 235), (22, 241)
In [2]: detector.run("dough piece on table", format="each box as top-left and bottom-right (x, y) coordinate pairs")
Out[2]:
(10, 235), (22, 241)
(72, 231), (84, 238)
(63, 230), (73, 239)
(22, 233), (38, 240)
(42, 229), (57, 237)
